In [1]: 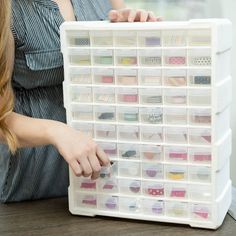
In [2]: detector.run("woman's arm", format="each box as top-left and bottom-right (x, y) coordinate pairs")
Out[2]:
(2, 112), (63, 148)
(109, 0), (126, 10)
(1, 111), (110, 180)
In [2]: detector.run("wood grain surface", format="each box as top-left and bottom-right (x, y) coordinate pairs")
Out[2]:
(0, 198), (235, 236)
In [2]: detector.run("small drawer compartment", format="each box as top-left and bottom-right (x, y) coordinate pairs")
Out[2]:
(68, 31), (90, 47)
(164, 108), (187, 125)
(93, 49), (113, 66)
(91, 31), (113, 47)
(140, 107), (163, 124)
(163, 49), (187, 66)
(188, 29), (211, 46)
(98, 179), (118, 193)
(119, 197), (141, 213)
(189, 147), (212, 164)
(117, 88), (138, 104)
(98, 195), (119, 211)
(141, 145), (163, 161)
(163, 69), (187, 86)
(116, 69), (138, 85)
(95, 124), (117, 140)
(95, 106), (116, 122)
(118, 143), (140, 160)
(71, 123), (94, 138)
(189, 166), (211, 183)
(118, 161), (141, 178)
(189, 108), (211, 126)
(164, 89), (187, 105)
(165, 165), (188, 181)
(118, 107), (139, 123)
(189, 128), (211, 145)
(142, 163), (164, 179)
(116, 49), (137, 66)
(163, 30), (186, 47)
(69, 49), (91, 66)
(165, 183), (188, 199)
(142, 199), (165, 216)
(165, 127), (188, 144)
(142, 181), (164, 197)
(118, 125), (140, 141)
(93, 68), (114, 84)
(166, 202), (188, 218)
(78, 178), (97, 191)
(141, 126), (163, 143)
(71, 104), (93, 121)
(114, 31), (137, 47)
(99, 162), (118, 179)
(189, 49), (211, 66)
(191, 204), (212, 221)
(140, 88), (162, 105)
(189, 69), (211, 86)
(98, 142), (117, 159)
(140, 69), (162, 85)
(140, 49), (162, 66)
(165, 146), (188, 163)
(189, 89), (211, 106)
(119, 179), (141, 195)
(78, 194), (97, 209)
(94, 87), (115, 103)
(70, 68), (92, 84)
(70, 86), (92, 103)
(138, 31), (161, 47)
(189, 185), (212, 201)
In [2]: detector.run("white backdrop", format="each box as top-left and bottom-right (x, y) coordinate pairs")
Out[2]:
(220, 0), (236, 188)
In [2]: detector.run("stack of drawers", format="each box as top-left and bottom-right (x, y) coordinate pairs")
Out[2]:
(61, 19), (232, 229)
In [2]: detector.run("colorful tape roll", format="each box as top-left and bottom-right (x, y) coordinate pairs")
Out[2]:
(122, 94), (138, 103)
(98, 112), (115, 120)
(129, 181), (141, 193)
(101, 76), (114, 83)
(123, 113), (139, 122)
(145, 37), (161, 46)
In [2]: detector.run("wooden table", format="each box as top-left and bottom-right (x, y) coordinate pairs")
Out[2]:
(0, 198), (235, 236)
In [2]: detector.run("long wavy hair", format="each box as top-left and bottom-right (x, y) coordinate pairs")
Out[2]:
(0, 0), (18, 153)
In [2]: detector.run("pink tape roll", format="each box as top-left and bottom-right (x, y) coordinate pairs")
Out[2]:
(123, 94), (138, 103)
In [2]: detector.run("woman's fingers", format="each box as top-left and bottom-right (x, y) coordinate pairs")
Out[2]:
(128, 9), (137, 22)
(109, 9), (161, 23)
(70, 160), (82, 177)
(96, 145), (110, 166)
(109, 10), (119, 22)
(71, 144), (109, 179)
(88, 154), (102, 180)
(139, 10), (149, 22)
(109, 9), (127, 22)
(147, 11), (157, 22)
(79, 157), (92, 177)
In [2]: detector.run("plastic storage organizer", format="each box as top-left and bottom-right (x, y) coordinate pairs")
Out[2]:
(61, 19), (232, 229)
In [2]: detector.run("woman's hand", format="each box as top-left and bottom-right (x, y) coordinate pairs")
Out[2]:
(109, 8), (162, 23)
(3, 113), (110, 180)
(48, 123), (110, 180)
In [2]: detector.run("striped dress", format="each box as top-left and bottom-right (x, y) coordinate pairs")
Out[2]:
(0, 0), (111, 203)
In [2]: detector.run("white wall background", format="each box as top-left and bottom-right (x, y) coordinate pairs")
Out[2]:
(125, 0), (236, 185)
(220, 0), (236, 186)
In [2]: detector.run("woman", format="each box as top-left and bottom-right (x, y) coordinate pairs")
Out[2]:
(0, 0), (159, 203)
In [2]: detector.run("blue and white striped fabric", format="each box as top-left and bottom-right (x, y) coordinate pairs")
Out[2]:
(0, 0), (112, 203)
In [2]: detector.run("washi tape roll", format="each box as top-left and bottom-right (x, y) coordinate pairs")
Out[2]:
(145, 37), (161, 46)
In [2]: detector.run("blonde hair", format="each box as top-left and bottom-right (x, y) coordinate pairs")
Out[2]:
(0, 0), (18, 153)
